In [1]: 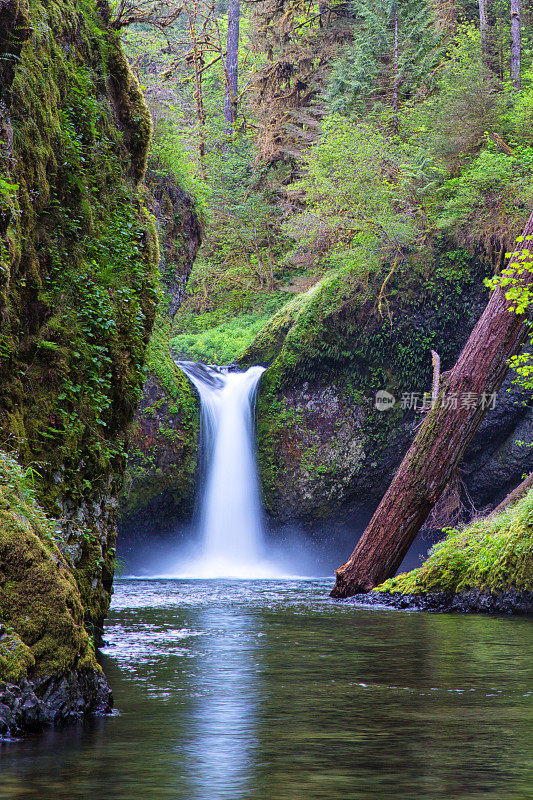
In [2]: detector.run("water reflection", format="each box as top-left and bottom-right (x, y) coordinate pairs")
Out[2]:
(182, 607), (261, 799)
(0, 579), (531, 800)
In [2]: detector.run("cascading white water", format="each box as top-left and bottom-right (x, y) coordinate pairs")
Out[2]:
(174, 361), (282, 578)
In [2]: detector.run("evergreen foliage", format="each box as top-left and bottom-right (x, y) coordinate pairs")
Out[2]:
(327, 0), (443, 118)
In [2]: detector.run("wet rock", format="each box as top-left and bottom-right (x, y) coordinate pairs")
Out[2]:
(0, 670), (112, 737)
(120, 162), (202, 531)
(345, 589), (533, 615)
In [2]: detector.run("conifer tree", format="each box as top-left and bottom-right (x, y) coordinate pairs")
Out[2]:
(326, 0), (443, 121)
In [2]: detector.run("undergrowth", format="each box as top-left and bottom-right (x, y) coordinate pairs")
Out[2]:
(171, 292), (290, 364)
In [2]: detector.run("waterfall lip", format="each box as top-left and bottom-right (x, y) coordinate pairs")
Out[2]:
(175, 360), (226, 389)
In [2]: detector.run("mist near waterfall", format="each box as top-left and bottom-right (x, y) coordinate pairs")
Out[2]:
(128, 361), (323, 580)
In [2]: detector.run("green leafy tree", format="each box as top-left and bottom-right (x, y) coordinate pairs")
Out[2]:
(285, 114), (421, 273)
(486, 238), (533, 395)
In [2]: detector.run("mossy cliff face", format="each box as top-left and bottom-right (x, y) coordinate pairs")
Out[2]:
(247, 247), (532, 522)
(0, 451), (110, 733)
(0, 0), (158, 728)
(119, 160), (202, 535)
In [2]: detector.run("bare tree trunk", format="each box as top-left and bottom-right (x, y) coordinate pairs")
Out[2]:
(392, 3), (399, 134)
(223, 0), (240, 134)
(330, 210), (533, 598)
(186, 0), (207, 179)
(478, 0), (487, 44)
(511, 0), (521, 89)
(479, 0), (498, 78)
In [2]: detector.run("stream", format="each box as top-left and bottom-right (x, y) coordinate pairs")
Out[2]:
(1, 578), (531, 800)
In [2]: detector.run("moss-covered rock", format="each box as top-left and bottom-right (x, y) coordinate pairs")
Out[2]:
(377, 489), (533, 598)
(121, 316), (200, 528)
(247, 246), (532, 522)
(0, 452), (98, 677)
(0, 0), (160, 728)
(0, 0), (159, 633)
(119, 160), (202, 531)
(0, 450), (111, 733)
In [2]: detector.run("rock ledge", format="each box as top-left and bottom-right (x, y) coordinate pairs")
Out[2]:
(343, 589), (533, 615)
(0, 670), (112, 737)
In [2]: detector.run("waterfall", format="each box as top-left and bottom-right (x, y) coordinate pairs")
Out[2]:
(175, 361), (281, 578)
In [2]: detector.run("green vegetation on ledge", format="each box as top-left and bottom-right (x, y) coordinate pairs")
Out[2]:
(171, 292), (288, 364)
(376, 490), (533, 596)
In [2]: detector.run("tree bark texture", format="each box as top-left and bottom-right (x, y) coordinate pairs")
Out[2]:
(331, 211), (533, 598)
(478, 0), (488, 44)
(479, 0), (499, 77)
(186, 2), (207, 178)
(223, 0), (240, 131)
(392, 3), (399, 133)
(511, 0), (521, 89)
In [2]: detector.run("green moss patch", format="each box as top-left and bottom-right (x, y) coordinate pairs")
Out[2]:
(377, 490), (533, 596)
(0, 451), (98, 682)
(121, 315), (200, 518)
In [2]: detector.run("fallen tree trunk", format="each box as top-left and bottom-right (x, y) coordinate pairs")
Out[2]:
(487, 471), (533, 518)
(331, 211), (533, 597)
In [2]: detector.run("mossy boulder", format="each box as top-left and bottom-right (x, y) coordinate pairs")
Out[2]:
(372, 489), (533, 613)
(0, 451), (110, 733)
(121, 316), (200, 531)
(0, 452), (98, 678)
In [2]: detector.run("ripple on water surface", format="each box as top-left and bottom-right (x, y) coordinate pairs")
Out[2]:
(0, 578), (531, 800)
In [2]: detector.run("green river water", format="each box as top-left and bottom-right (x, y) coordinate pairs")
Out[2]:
(0, 579), (531, 800)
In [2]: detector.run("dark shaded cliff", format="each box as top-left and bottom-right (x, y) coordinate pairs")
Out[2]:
(242, 244), (532, 526)
(119, 159), (202, 538)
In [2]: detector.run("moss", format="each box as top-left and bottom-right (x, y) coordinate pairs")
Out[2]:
(121, 312), (200, 519)
(376, 490), (533, 596)
(119, 156), (203, 523)
(0, 451), (98, 681)
(105, 35), (152, 183)
(239, 284), (320, 368)
(146, 314), (192, 400)
(0, 631), (35, 684)
(0, 0), (160, 635)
